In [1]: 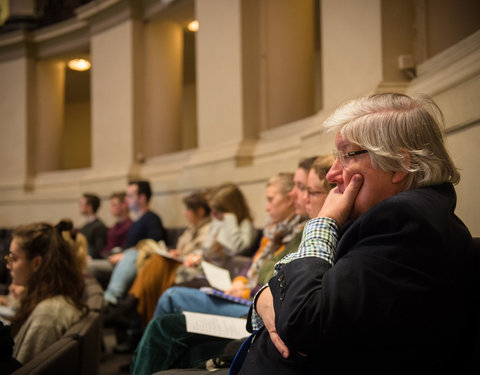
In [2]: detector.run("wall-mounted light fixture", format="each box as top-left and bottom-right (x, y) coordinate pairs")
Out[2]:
(67, 58), (91, 71)
(187, 20), (199, 32)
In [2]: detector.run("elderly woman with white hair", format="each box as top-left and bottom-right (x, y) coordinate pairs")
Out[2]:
(233, 93), (478, 375)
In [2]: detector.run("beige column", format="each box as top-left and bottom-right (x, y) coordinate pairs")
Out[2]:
(35, 59), (65, 172)
(144, 19), (183, 157)
(88, 15), (144, 177)
(0, 54), (34, 188)
(195, 0), (244, 148)
(322, 0), (383, 108)
(260, 0), (315, 129)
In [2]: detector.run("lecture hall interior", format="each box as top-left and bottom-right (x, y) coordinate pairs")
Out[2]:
(0, 0), (479, 236)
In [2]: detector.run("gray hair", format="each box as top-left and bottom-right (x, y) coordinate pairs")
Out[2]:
(267, 172), (294, 196)
(323, 93), (460, 189)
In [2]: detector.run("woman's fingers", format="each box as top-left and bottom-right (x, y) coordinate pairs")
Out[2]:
(256, 287), (290, 358)
(319, 174), (363, 225)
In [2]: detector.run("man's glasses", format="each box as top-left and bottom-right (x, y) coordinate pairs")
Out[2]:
(333, 149), (368, 167)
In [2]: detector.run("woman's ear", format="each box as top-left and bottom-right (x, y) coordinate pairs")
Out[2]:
(392, 170), (409, 184)
(392, 149), (410, 185)
(31, 255), (43, 272)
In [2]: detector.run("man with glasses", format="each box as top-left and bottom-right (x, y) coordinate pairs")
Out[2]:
(232, 93), (479, 375)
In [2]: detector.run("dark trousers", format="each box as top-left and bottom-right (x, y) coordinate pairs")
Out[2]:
(131, 313), (231, 375)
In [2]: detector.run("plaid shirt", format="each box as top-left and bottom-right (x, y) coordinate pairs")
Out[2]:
(251, 217), (338, 331)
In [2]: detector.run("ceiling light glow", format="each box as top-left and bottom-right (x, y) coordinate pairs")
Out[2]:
(187, 20), (199, 32)
(67, 59), (91, 71)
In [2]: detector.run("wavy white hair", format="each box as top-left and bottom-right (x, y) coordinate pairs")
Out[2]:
(323, 93), (460, 189)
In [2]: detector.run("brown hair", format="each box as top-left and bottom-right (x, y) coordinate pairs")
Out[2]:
(10, 222), (86, 335)
(128, 180), (152, 202)
(110, 191), (127, 202)
(183, 191), (211, 216)
(298, 156), (318, 173)
(208, 183), (252, 223)
(55, 219), (88, 271)
(82, 193), (101, 213)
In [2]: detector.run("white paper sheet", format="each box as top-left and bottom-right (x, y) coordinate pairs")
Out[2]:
(201, 261), (232, 291)
(183, 311), (249, 340)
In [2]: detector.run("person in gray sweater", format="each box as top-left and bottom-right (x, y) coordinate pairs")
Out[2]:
(6, 222), (86, 365)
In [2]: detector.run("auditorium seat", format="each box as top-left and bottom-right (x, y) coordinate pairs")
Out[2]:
(66, 311), (102, 375)
(83, 276), (104, 313)
(11, 335), (80, 375)
(11, 277), (104, 375)
(238, 228), (263, 258)
(164, 227), (186, 249)
(11, 311), (103, 375)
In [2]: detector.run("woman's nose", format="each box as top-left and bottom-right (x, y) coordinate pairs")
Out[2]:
(326, 158), (343, 184)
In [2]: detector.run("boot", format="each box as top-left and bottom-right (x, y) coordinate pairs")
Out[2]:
(103, 294), (138, 328)
(113, 311), (142, 354)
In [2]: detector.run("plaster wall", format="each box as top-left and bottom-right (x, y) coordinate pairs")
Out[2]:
(322, 0), (383, 109)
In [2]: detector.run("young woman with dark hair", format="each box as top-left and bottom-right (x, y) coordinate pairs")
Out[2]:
(6, 222), (86, 364)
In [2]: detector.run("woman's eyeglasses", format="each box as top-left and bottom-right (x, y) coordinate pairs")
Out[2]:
(333, 149), (368, 167)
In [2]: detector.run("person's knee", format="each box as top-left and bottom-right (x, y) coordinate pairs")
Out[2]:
(161, 287), (176, 305)
(157, 287), (182, 315)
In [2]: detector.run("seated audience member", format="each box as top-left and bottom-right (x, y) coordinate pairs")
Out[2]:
(233, 93), (479, 375)
(145, 155), (336, 375)
(154, 173), (301, 319)
(97, 180), (167, 306)
(55, 219), (89, 273)
(251, 156), (318, 290)
(87, 181), (166, 294)
(110, 183), (256, 354)
(176, 182), (257, 285)
(100, 191), (133, 258)
(6, 222), (86, 365)
(108, 190), (212, 329)
(130, 168), (334, 374)
(78, 193), (108, 259)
